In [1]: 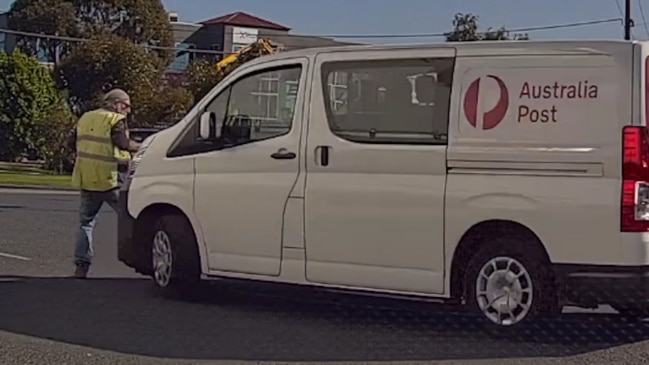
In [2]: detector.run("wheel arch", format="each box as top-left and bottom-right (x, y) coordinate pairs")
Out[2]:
(449, 219), (552, 300)
(133, 202), (207, 275)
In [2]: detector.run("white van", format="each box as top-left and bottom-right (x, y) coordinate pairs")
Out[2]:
(118, 40), (649, 329)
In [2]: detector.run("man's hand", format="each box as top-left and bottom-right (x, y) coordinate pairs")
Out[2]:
(129, 140), (142, 152)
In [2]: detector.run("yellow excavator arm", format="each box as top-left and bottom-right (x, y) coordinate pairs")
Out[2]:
(213, 39), (276, 84)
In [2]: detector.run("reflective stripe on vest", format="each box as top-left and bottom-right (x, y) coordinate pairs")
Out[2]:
(71, 109), (124, 191)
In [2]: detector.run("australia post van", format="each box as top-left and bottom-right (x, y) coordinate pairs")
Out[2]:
(117, 40), (649, 329)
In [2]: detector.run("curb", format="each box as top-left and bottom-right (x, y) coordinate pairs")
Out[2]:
(0, 184), (77, 191)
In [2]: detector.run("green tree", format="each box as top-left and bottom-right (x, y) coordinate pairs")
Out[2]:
(55, 33), (160, 114)
(7, 0), (78, 61)
(186, 58), (220, 101)
(37, 96), (77, 173)
(445, 13), (529, 42)
(0, 51), (62, 161)
(71, 0), (175, 68)
(136, 85), (195, 127)
(8, 0), (174, 67)
(55, 34), (195, 127)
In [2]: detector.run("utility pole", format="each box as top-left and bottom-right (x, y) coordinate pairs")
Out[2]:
(625, 0), (633, 40)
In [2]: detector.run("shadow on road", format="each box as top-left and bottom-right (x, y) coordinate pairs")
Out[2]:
(1, 275), (648, 361)
(0, 205), (24, 210)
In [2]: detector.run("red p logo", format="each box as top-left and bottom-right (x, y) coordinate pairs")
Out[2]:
(463, 75), (509, 130)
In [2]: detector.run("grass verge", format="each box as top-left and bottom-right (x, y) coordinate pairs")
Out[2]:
(0, 170), (71, 188)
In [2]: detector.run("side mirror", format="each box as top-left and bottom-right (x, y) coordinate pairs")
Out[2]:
(199, 111), (222, 141)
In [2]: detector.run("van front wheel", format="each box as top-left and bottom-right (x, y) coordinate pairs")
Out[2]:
(150, 214), (201, 298)
(465, 243), (552, 330)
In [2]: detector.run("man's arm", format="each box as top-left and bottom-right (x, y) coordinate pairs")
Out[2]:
(111, 119), (141, 153)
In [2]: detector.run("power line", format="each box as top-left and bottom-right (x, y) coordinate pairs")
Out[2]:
(0, 16), (626, 59)
(0, 27), (230, 55)
(639, 0), (649, 37)
(324, 18), (623, 38)
(1, 16), (623, 42)
(615, 0), (625, 18)
(7, 18), (352, 42)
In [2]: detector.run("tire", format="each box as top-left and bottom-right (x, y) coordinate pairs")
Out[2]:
(465, 239), (556, 332)
(150, 214), (202, 299)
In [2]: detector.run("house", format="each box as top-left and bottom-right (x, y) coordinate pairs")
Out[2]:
(167, 11), (359, 74)
(1, 10), (358, 74)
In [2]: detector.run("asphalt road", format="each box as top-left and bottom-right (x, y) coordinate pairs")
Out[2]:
(2, 188), (649, 364)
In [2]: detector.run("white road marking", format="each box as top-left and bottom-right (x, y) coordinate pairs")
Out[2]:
(0, 251), (31, 261)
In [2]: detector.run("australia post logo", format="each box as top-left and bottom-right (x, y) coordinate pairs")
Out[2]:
(462, 75), (600, 130)
(462, 75), (509, 130)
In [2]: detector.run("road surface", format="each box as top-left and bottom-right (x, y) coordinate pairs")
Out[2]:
(1, 188), (649, 364)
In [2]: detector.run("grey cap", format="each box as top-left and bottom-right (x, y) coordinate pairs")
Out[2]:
(103, 88), (130, 102)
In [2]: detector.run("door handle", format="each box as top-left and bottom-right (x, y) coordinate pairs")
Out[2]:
(316, 146), (330, 166)
(271, 148), (296, 160)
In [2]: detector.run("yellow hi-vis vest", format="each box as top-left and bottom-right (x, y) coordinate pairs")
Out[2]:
(71, 109), (124, 191)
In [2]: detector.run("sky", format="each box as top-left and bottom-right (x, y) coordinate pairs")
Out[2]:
(0, 0), (644, 43)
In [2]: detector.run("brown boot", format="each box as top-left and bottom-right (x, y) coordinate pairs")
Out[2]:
(74, 265), (89, 279)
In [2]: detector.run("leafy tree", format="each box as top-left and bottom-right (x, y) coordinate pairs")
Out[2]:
(135, 85), (195, 127)
(8, 0), (174, 67)
(186, 58), (220, 101)
(71, 0), (175, 68)
(55, 33), (160, 114)
(0, 51), (61, 161)
(7, 0), (78, 61)
(37, 96), (77, 173)
(55, 34), (194, 128)
(445, 13), (529, 42)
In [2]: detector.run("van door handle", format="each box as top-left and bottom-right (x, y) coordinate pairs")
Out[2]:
(271, 148), (296, 160)
(316, 146), (330, 166)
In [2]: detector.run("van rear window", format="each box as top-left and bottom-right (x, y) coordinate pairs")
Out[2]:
(320, 58), (455, 145)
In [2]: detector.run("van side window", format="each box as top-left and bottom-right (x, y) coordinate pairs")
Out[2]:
(320, 58), (454, 145)
(167, 65), (303, 157)
(224, 66), (302, 143)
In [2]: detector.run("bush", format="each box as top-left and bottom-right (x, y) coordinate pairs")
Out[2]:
(39, 98), (77, 174)
(0, 50), (61, 161)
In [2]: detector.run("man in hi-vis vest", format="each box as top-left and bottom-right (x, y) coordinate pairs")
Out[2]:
(66, 89), (141, 278)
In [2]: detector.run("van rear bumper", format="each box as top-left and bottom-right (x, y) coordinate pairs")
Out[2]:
(555, 264), (649, 308)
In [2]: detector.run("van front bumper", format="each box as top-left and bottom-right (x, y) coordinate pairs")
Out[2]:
(117, 189), (152, 275)
(555, 264), (649, 308)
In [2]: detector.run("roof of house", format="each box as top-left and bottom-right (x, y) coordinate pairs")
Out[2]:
(199, 11), (290, 31)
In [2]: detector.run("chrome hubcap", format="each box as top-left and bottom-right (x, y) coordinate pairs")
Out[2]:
(475, 256), (533, 326)
(152, 230), (173, 288)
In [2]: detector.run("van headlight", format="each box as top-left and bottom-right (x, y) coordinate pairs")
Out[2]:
(129, 134), (156, 176)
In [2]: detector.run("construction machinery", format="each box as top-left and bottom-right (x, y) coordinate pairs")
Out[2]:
(214, 39), (276, 84)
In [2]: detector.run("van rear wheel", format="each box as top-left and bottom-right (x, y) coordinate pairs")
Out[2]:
(465, 240), (555, 331)
(151, 214), (201, 298)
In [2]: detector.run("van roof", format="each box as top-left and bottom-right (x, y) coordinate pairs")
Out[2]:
(250, 39), (642, 66)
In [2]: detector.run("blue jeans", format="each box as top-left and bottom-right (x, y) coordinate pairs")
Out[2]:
(74, 188), (119, 266)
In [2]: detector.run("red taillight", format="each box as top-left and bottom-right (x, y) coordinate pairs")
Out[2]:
(621, 126), (649, 231)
